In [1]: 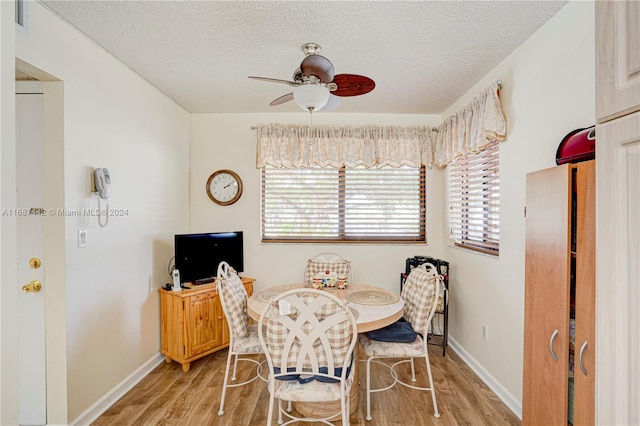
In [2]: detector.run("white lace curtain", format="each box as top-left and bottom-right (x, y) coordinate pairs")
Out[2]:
(434, 80), (507, 167)
(255, 124), (434, 169)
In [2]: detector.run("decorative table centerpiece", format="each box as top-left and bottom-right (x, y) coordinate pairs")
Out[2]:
(312, 270), (348, 289)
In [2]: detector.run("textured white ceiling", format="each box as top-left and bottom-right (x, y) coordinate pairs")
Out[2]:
(41, 0), (568, 114)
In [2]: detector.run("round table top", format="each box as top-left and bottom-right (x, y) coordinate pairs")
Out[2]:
(247, 283), (404, 333)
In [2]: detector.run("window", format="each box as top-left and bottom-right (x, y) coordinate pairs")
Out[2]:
(449, 140), (499, 255)
(261, 166), (426, 243)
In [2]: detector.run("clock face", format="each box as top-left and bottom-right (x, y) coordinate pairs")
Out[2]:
(206, 170), (243, 206)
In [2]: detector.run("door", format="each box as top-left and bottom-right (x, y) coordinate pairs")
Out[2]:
(596, 112), (640, 424)
(596, 0), (640, 123)
(184, 292), (223, 358)
(16, 85), (47, 425)
(523, 164), (571, 425)
(573, 161), (596, 425)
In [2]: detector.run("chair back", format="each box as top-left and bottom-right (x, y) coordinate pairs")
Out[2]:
(304, 253), (352, 284)
(216, 261), (249, 338)
(401, 263), (442, 335)
(258, 288), (357, 383)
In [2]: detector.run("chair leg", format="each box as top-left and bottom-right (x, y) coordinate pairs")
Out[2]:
(424, 353), (440, 418)
(231, 353), (239, 381)
(410, 357), (417, 382)
(266, 394), (275, 426)
(218, 350), (234, 416)
(277, 399), (284, 424)
(343, 386), (350, 426)
(365, 357), (373, 421)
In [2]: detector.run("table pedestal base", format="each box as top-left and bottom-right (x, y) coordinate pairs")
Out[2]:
(293, 344), (360, 417)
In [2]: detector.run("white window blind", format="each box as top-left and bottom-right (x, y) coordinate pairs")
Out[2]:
(261, 166), (426, 243)
(449, 140), (499, 255)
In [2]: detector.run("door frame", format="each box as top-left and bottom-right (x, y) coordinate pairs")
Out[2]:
(40, 79), (68, 425)
(4, 64), (68, 424)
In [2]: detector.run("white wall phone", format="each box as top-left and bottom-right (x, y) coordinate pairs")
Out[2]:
(94, 168), (111, 227)
(94, 168), (111, 199)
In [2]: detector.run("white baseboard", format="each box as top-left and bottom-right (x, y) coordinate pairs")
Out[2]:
(448, 337), (522, 420)
(69, 353), (165, 426)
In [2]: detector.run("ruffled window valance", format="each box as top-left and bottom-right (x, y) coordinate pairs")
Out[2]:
(255, 124), (434, 169)
(434, 81), (507, 167)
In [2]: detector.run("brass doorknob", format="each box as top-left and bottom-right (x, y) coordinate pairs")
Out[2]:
(22, 280), (42, 293)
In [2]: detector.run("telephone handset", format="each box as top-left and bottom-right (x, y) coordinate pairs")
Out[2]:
(94, 168), (111, 227)
(94, 168), (111, 199)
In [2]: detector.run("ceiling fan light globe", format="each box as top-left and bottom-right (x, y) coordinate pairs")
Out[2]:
(323, 94), (341, 111)
(293, 84), (330, 112)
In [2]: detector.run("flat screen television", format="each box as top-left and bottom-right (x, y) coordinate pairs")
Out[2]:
(174, 231), (244, 284)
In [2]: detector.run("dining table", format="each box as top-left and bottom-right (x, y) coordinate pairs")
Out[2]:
(247, 282), (404, 418)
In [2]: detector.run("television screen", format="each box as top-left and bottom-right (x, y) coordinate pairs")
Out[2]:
(174, 231), (244, 284)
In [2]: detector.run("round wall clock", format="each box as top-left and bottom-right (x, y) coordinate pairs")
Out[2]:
(206, 169), (243, 206)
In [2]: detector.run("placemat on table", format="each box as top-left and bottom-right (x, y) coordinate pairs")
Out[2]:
(346, 290), (401, 306)
(253, 290), (281, 303)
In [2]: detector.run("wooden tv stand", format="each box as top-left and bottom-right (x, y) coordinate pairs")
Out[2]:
(158, 276), (255, 372)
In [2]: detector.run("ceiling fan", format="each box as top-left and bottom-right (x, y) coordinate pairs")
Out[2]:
(249, 43), (375, 113)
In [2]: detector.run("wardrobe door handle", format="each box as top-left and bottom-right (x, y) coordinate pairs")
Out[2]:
(579, 341), (589, 376)
(549, 329), (559, 361)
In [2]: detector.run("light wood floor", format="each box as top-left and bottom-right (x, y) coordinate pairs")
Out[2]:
(92, 345), (521, 425)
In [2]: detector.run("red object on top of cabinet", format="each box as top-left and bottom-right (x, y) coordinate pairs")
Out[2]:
(556, 126), (595, 165)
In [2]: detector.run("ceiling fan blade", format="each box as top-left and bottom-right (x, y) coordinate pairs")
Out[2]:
(269, 93), (294, 106)
(300, 55), (335, 83)
(331, 74), (375, 97)
(248, 76), (297, 86)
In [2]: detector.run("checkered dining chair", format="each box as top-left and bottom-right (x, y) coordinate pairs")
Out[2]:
(216, 261), (266, 416)
(304, 253), (353, 284)
(358, 262), (443, 421)
(258, 288), (358, 425)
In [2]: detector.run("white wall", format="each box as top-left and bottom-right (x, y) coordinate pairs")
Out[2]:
(441, 1), (595, 414)
(14, 2), (191, 422)
(190, 113), (443, 293)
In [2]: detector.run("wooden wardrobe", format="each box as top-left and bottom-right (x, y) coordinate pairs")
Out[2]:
(522, 160), (595, 425)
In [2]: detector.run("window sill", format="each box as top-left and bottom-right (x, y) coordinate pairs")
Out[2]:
(450, 242), (499, 257)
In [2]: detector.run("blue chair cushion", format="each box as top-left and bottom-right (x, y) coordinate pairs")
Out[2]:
(366, 318), (418, 343)
(274, 354), (353, 384)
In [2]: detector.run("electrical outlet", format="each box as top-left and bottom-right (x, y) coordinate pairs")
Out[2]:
(481, 323), (488, 341)
(78, 229), (87, 248)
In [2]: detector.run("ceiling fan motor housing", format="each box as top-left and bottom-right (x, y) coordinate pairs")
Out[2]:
(302, 42), (322, 56)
